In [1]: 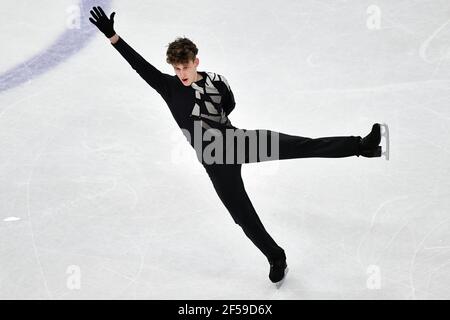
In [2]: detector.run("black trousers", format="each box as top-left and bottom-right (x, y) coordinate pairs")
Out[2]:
(202, 129), (362, 262)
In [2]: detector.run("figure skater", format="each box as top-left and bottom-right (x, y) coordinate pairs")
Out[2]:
(89, 6), (389, 287)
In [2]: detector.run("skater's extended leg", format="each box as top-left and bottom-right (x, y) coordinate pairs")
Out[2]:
(224, 129), (361, 163)
(203, 163), (286, 262)
(268, 123), (386, 161)
(276, 131), (361, 160)
(222, 125), (387, 163)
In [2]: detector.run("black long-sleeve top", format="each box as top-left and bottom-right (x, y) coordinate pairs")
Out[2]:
(111, 37), (237, 159)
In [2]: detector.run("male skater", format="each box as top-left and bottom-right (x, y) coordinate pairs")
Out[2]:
(89, 6), (389, 287)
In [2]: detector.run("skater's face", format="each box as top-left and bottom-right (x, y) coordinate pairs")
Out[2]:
(173, 58), (201, 86)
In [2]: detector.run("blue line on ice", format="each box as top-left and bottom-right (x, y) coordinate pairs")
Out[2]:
(0, 0), (112, 93)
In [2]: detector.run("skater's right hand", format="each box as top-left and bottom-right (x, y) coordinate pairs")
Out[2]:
(89, 6), (116, 38)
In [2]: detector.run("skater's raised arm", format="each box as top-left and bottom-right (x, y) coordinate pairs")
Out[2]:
(109, 34), (119, 44)
(110, 36), (171, 100)
(89, 6), (171, 101)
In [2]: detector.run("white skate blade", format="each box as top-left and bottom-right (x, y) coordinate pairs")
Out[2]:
(380, 123), (390, 160)
(274, 267), (289, 289)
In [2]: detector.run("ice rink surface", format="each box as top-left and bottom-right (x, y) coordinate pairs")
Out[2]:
(1, 0), (449, 299)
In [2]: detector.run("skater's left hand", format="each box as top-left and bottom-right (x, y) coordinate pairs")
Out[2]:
(89, 6), (117, 38)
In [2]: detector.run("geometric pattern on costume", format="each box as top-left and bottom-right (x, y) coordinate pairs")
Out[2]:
(190, 72), (233, 130)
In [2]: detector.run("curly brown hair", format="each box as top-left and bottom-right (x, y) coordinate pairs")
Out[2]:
(166, 37), (198, 65)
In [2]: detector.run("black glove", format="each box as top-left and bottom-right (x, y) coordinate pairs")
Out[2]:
(89, 6), (116, 38)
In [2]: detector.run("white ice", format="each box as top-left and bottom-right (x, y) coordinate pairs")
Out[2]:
(1, 0), (450, 299)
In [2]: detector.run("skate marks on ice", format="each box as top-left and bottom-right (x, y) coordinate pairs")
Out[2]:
(355, 195), (450, 299)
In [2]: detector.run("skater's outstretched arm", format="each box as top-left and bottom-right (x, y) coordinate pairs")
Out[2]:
(89, 6), (171, 101)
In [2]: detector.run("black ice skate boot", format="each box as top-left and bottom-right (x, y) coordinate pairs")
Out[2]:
(358, 123), (382, 158)
(268, 256), (288, 289)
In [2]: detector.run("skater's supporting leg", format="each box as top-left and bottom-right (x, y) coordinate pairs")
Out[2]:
(203, 163), (286, 262)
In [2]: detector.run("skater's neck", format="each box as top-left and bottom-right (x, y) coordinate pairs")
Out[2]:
(195, 72), (204, 82)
